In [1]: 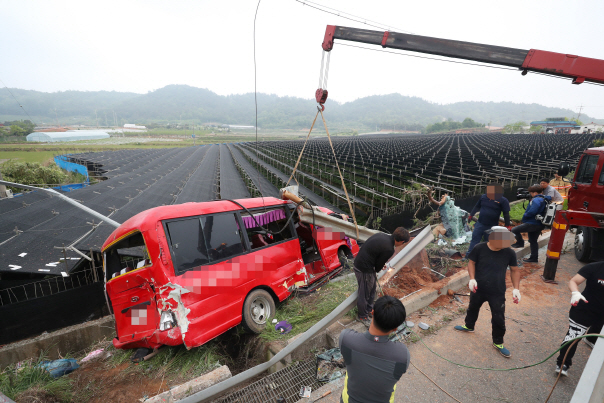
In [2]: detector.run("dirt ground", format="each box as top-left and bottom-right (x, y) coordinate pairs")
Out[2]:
(68, 361), (169, 403)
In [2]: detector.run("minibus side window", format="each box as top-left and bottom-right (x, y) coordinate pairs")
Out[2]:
(166, 218), (210, 273)
(166, 213), (246, 275)
(241, 207), (295, 250)
(201, 213), (245, 262)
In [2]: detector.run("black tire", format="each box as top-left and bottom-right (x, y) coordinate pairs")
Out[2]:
(575, 226), (592, 262)
(338, 248), (348, 266)
(242, 289), (275, 334)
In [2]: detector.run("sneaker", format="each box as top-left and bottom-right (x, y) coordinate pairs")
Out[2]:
(523, 257), (539, 263)
(357, 316), (371, 328)
(454, 325), (474, 333)
(493, 343), (511, 358)
(555, 365), (568, 376)
(583, 338), (595, 349)
(510, 242), (524, 248)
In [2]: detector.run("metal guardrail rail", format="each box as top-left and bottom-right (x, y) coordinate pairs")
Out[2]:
(177, 225), (433, 403)
(570, 330), (604, 403)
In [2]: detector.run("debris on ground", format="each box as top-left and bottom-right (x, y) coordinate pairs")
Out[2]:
(80, 349), (105, 363)
(37, 358), (79, 378)
(316, 348), (345, 383)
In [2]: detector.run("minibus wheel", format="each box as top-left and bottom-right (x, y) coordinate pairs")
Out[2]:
(242, 289), (275, 333)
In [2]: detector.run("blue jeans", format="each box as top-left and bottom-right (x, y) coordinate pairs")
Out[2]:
(466, 222), (492, 256)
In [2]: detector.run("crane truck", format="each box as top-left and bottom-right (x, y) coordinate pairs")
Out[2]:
(314, 25), (604, 281)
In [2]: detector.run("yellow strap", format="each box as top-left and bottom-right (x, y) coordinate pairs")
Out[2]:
(286, 110), (319, 186)
(319, 110), (360, 239)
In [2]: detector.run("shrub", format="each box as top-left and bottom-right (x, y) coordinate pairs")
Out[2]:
(1, 160), (67, 186)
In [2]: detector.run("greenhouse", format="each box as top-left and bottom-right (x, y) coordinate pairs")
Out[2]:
(26, 130), (110, 142)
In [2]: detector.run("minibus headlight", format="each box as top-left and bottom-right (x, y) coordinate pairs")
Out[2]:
(159, 311), (177, 331)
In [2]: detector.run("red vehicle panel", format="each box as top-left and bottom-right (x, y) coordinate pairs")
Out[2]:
(567, 147), (604, 214)
(102, 197), (358, 350)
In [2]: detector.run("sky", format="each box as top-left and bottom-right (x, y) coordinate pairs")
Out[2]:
(2, 0), (604, 119)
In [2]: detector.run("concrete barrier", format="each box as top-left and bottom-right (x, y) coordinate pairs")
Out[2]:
(145, 365), (232, 403)
(0, 316), (115, 369)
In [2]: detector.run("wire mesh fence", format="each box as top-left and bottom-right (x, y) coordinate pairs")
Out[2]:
(0, 266), (100, 306)
(214, 359), (325, 403)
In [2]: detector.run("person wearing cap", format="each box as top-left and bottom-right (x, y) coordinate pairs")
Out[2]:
(353, 228), (410, 326)
(540, 178), (564, 204)
(339, 295), (410, 402)
(465, 184), (512, 258)
(454, 227), (521, 358)
(549, 174), (571, 201)
(554, 261), (604, 377)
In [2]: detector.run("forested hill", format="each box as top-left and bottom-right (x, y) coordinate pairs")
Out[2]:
(0, 85), (599, 129)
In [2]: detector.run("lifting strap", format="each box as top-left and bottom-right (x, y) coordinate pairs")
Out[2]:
(319, 109), (360, 239)
(286, 110), (319, 186)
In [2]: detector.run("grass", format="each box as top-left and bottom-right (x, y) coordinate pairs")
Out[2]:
(0, 350), (74, 402)
(508, 202), (527, 222)
(0, 150), (59, 164)
(104, 341), (225, 381)
(0, 340), (227, 402)
(260, 275), (358, 342)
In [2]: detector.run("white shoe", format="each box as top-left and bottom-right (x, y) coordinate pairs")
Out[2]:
(555, 365), (568, 376)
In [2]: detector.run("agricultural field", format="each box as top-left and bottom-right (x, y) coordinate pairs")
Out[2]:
(236, 131), (601, 220)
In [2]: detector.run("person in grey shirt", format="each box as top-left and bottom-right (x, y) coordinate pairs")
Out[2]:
(339, 295), (410, 403)
(540, 178), (564, 203)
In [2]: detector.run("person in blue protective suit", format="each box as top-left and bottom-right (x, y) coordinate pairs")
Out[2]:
(511, 185), (551, 263)
(465, 184), (511, 258)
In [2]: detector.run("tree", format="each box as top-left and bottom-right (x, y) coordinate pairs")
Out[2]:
(9, 125), (25, 136)
(529, 125), (544, 133)
(503, 121), (527, 134)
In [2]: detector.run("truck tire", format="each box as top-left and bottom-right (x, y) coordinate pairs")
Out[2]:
(242, 289), (275, 334)
(574, 227), (592, 262)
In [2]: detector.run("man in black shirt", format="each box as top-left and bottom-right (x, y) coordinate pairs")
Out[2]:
(555, 261), (604, 376)
(353, 228), (410, 325)
(454, 227), (520, 358)
(339, 296), (410, 403)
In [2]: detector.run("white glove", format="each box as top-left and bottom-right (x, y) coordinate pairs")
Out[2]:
(571, 291), (588, 306)
(468, 279), (477, 293)
(512, 289), (521, 304)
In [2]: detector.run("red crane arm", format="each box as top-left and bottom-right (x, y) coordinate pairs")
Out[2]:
(316, 25), (604, 105)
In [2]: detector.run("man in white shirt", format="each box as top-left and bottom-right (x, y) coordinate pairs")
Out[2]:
(540, 178), (564, 204)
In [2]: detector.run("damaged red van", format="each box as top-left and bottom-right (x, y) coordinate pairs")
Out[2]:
(102, 197), (358, 350)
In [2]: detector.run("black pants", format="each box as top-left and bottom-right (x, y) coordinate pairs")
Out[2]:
(354, 266), (376, 319)
(557, 305), (604, 368)
(511, 223), (543, 259)
(465, 291), (506, 344)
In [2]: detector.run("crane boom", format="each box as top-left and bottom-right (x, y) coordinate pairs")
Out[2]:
(316, 25), (604, 106)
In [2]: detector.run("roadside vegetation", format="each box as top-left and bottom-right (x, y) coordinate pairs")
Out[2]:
(0, 340), (228, 402)
(260, 274), (358, 342)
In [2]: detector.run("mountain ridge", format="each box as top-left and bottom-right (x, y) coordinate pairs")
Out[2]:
(1, 84), (599, 129)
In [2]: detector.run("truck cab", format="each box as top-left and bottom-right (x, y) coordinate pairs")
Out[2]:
(566, 147), (604, 261)
(102, 197), (358, 350)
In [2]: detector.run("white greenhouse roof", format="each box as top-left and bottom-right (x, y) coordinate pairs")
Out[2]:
(27, 130), (110, 142)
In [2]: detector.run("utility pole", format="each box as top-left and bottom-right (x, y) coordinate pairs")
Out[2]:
(576, 104), (584, 123)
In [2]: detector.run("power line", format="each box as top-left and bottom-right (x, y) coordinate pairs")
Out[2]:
(0, 78), (37, 125)
(293, 0), (415, 34)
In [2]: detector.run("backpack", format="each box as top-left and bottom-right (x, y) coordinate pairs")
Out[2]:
(534, 194), (559, 227)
